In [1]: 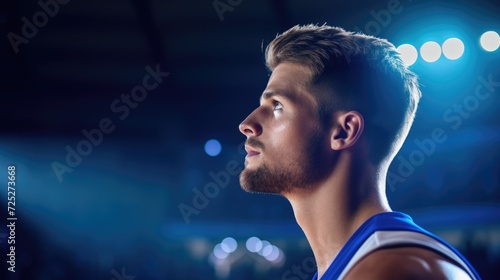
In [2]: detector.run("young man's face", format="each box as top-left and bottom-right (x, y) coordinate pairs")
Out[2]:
(239, 63), (331, 194)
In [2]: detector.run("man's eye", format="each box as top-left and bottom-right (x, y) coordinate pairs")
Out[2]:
(273, 100), (283, 110)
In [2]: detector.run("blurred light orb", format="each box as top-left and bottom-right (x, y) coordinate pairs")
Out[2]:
(246, 237), (262, 253)
(221, 237), (237, 253)
(213, 243), (229, 259)
(420, 41), (442, 62)
(262, 244), (274, 257)
(204, 139), (221, 156)
(397, 44), (418, 66)
(442, 38), (465, 60)
(257, 240), (271, 256)
(480, 31), (500, 52)
(264, 245), (281, 262)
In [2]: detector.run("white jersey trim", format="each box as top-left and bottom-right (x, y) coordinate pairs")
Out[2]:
(337, 230), (477, 280)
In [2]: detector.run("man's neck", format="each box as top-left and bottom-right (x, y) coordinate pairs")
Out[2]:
(284, 160), (391, 279)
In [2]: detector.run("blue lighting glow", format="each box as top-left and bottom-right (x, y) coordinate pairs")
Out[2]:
(204, 139), (222, 156)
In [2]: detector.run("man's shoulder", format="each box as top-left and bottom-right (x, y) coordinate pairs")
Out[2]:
(343, 246), (472, 280)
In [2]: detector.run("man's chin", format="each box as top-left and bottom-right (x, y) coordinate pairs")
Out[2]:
(239, 169), (283, 194)
(240, 184), (282, 195)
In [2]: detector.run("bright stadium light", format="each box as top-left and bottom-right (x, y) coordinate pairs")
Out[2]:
(420, 41), (442, 63)
(442, 38), (465, 60)
(396, 44), (418, 66)
(480, 31), (500, 52)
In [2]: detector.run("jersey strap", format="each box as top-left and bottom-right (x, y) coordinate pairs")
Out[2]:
(312, 211), (480, 280)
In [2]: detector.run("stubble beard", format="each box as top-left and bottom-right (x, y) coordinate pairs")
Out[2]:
(239, 129), (328, 195)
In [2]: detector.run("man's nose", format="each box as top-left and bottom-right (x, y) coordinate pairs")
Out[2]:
(239, 108), (262, 137)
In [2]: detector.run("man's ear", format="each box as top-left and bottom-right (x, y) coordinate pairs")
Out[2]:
(330, 111), (364, 151)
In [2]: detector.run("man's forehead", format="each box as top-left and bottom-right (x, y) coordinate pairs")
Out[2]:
(263, 63), (311, 95)
(260, 85), (317, 107)
(263, 63), (315, 100)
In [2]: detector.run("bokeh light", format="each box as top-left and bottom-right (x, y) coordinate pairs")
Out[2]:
(264, 245), (281, 262)
(213, 244), (229, 259)
(442, 38), (465, 60)
(220, 237), (237, 253)
(261, 244), (274, 257)
(257, 240), (271, 256)
(246, 237), (262, 253)
(480, 31), (500, 52)
(420, 41), (442, 62)
(204, 139), (222, 156)
(397, 44), (418, 66)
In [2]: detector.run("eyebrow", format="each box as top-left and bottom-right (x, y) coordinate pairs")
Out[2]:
(260, 90), (297, 104)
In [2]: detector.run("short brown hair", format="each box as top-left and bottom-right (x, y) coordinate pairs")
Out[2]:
(265, 24), (421, 166)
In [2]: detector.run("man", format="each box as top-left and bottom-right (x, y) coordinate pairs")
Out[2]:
(238, 24), (480, 279)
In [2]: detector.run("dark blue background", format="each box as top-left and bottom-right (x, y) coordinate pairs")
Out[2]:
(0, 0), (499, 279)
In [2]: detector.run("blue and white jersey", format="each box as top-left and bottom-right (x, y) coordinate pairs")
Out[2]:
(312, 212), (480, 280)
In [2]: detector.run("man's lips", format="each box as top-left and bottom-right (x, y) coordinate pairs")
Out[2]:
(245, 145), (261, 157)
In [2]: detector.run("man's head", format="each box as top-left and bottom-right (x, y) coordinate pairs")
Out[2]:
(239, 24), (421, 194)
